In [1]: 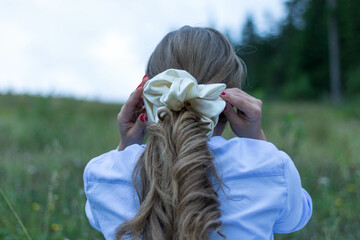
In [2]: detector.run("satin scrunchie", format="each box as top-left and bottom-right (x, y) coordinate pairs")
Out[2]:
(143, 69), (226, 137)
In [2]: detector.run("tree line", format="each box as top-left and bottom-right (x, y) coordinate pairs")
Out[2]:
(233, 0), (360, 101)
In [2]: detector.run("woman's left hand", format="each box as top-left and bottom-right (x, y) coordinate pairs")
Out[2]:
(117, 76), (149, 151)
(220, 88), (266, 141)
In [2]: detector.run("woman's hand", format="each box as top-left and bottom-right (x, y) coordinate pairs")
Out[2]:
(117, 76), (149, 151)
(220, 88), (266, 141)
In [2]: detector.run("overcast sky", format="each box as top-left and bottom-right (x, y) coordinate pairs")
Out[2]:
(0, 0), (286, 103)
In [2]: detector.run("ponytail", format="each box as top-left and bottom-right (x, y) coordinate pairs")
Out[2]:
(116, 108), (224, 239)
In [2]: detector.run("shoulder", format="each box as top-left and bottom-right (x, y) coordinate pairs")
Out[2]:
(83, 144), (145, 238)
(84, 144), (145, 185)
(208, 137), (312, 235)
(208, 136), (289, 180)
(209, 135), (283, 155)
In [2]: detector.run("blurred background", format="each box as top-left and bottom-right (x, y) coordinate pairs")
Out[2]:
(0, 0), (286, 102)
(0, 0), (359, 239)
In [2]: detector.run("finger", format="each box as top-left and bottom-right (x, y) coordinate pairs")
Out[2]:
(222, 102), (241, 126)
(121, 74), (149, 115)
(221, 91), (253, 114)
(121, 74), (148, 118)
(140, 75), (150, 87)
(221, 88), (262, 107)
(132, 113), (147, 135)
(221, 90), (262, 119)
(234, 91), (262, 109)
(223, 88), (258, 102)
(119, 86), (144, 121)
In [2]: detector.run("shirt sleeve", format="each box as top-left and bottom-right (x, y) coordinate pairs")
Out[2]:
(84, 160), (102, 232)
(273, 151), (313, 233)
(83, 146), (144, 237)
(85, 199), (101, 231)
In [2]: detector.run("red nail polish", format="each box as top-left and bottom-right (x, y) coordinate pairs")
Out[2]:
(140, 113), (148, 122)
(140, 113), (145, 122)
(136, 84), (142, 89)
(143, 74), (147, 80)
(221, 92), (226, 95)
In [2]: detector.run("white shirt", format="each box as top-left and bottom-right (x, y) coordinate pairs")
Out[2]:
(84, 136), (312, 239)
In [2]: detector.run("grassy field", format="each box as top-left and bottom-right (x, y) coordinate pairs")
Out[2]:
(0, 93), (359, 239)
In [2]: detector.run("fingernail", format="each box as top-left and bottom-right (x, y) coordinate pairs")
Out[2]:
(221, 92), (226, 95)
(143, 74), (147, 80)
(140, 113), (145, 122)
(140, 113), (147, 122)
(136, 84), (142, 89)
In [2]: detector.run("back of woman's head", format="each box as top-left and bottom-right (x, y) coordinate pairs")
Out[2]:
(116, 26), (244, 240)
(146, 25), (245, 88)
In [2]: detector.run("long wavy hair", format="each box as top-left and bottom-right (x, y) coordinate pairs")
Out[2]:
(116, 26), (245, 240)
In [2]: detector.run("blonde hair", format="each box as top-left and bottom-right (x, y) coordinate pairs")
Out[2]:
(116, 26), (245, 240)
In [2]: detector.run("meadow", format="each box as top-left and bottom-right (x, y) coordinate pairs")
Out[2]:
(0, 93), (359, 239)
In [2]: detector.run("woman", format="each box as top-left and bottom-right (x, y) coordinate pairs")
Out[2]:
(84, 26), (312, 240)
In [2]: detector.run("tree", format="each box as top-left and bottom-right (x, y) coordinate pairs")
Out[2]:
(327, 0), (342, 103)
(235, 0), (360, 100)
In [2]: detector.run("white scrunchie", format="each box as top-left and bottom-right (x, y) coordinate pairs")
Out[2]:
(143, 69), (226, 137)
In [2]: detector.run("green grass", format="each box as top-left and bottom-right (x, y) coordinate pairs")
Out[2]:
(0, 93), (359, 239)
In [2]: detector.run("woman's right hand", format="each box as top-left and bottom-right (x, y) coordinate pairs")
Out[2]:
(220, 88), (266, 141)
(117, 75), (149, 151)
